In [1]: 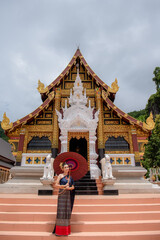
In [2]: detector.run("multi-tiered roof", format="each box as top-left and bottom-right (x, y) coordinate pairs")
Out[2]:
(1, 48), (154, 132)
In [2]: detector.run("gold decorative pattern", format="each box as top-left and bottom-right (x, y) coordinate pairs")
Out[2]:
(65, 82), (74, 89)
(26, 157), (33, 164)
(52, 89), (61, 148)
(143, 112), (155, 130)
(48, 91), (55, 101)
(102, 90), (109, 100)
(116, 157), (123, 165)
(27, 132), (52, 145)
(108, 78), (119, 93)
(15, 151), (22, 163)
(110, 157), (115, 165)
(83, 82), (92, 89)
(104, 132), (129, 143)
(96, 92), (104, 149)
(124, 157), (131, 165)
(1, 113), (13, 130)
(37, 80), (48, 94)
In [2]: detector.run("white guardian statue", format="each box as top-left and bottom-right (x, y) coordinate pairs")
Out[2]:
(41, 154), (54, 180)
(100, 154), (115, 179)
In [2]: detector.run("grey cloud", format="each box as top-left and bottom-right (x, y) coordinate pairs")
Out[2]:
(0, 0), (160, 122)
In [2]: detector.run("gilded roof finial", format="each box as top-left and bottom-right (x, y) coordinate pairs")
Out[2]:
(143, 112), (155, 130)
(1, 112), (13, 130)
(37, 79), (48, 94)
(108, 78), (119, 93)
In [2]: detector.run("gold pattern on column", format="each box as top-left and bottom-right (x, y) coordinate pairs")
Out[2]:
(52, 89), (61, 148)
(16, 151), (23, 164)
(128, 127), (133, 153)
(95, 89), (104, 149)
(23, 128), (28, 153)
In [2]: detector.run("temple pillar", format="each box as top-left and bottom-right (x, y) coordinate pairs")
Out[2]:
(131, 129), (141, 166)
(16, 129), (25, 166)
(52, 88), (61, 158)
(95, 89), (105, 163)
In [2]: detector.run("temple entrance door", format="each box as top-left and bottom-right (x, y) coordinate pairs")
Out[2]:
(69, 137), (88, 161)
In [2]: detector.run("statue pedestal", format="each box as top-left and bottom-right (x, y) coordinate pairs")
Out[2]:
(39, 178), (54, 195)
(103, 178), (118, 195)
(103, 178), (116, 185)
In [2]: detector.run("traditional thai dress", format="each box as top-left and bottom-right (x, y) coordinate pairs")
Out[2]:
(53, 175), (75, 236)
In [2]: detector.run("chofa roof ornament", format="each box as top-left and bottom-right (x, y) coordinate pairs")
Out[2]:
(143, 112), (155, 131)
(1, 112), (13, 130)
(37, 79), (48, 94)
(108, 78), (119, 93)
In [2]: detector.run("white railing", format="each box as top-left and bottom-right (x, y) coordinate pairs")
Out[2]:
(108, 154), (135, 166)
(21, 153), (48, 166)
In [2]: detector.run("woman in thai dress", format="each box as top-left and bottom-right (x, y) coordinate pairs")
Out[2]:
(53, 162), (75, 236)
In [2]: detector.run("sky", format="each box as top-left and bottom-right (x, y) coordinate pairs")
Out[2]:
(0, 0), (160, 122)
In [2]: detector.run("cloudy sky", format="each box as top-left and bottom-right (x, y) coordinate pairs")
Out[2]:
(0, 0), (160, 122)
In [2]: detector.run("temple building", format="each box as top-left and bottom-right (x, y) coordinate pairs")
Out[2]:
(1, 48), (156, 192)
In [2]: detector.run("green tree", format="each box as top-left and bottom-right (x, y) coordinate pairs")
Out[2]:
(142, 115), (160, 172)
(0, 122), (9, 142)
(128, 109), (146, 121)
(145, 67), (160, 120)
(145, 89), (160, 119)
(153, 67), (160, 91)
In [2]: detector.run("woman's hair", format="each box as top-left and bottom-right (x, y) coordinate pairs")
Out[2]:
(59, 162), (68, 170)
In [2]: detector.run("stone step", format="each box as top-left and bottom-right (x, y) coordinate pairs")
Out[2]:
(75, 182), (97, 186)
(75, 190), (98, 195)
(75, 186), (97, 190)
(0, 194), (160, 239)
(0, 195), (160, 204)
(0, 220), (160, 232)
(1, 211), (160, 222)
(0, 203), (159, 212)
(0, 230), (160, 240)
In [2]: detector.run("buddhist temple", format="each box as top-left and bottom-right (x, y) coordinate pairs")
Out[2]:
(0, 48), (157, 193)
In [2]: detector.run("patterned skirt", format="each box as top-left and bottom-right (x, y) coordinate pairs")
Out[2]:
(54, 189), (71, 236)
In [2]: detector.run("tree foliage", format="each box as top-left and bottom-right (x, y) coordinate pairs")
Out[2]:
(145, 89), (160, 119)
(0, 122), (9, 142)
(128, 109), (146, 122)
(145, 67), (160, 120)
(153, 67), (160, 91)
(141, 115), (160, 170)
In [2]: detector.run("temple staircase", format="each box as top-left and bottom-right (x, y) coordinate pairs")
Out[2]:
(74, 172), (99, 195)
(0, 194), (160, 239)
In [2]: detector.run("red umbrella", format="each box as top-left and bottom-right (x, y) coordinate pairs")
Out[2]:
(53, 152), (88, 181)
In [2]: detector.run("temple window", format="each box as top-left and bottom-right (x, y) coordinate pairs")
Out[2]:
(27, 136), (51, 150)
(105, 136), (130, 151)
